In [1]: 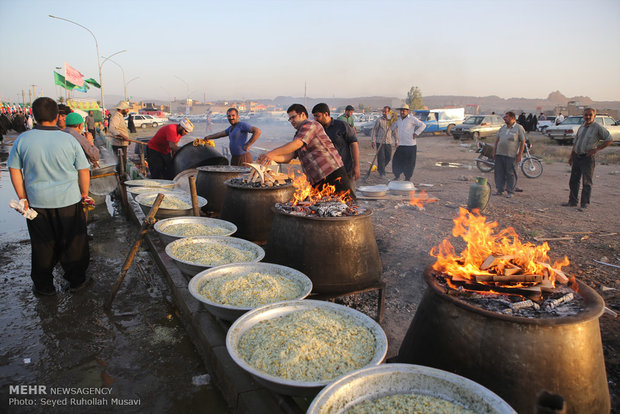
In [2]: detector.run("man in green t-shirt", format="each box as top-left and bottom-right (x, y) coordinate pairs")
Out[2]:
(337, 105), (355, 131)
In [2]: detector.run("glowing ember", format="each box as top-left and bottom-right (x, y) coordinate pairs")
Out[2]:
(275, 173), (361, 217)
(408, 190), (437, 209)
(430, 208), (571, 291)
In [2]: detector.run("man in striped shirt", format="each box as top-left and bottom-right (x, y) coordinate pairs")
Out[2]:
(258, 104), (354, 198)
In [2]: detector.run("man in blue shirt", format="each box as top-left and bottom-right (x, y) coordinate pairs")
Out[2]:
(8, 97), (91, 296)
(203, 108), (262, 165)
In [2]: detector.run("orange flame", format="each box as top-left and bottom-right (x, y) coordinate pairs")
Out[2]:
(290, 173), (352, 206)
(430, 208), (570, 286)
(409, 190), (437, 209)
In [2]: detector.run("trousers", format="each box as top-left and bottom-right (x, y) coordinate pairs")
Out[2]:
(26, 202), (89, 291)
(494, 155), (516, 193)
(569, 154), (595, 207)
(392, 145), (417, 181)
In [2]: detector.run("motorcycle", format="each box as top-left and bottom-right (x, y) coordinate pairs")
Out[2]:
(475, 140), (543, 178)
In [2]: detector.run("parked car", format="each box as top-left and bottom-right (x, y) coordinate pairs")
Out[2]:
(546, 115), (620, 145)
(536, 116), (556, 133)
(450, 115), (505, 140)
(125, 114), (167, 128)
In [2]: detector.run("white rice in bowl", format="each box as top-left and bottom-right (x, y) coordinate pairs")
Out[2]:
(199, 270), (304, 307)
(170, 240), (257, 267)
(238, 308), (376, 382)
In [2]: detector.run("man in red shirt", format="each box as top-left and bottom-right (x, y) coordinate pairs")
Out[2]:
(146, 118), (194, 179)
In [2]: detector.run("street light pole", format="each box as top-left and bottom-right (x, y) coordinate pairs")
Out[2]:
(102, 55), (127, 101)
(126, 77), (139, 102)
(49, 15), (105, 114)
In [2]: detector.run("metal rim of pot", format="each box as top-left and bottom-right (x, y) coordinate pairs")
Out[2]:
(224, 178), (293, 191)
(197, 165), (250, 173)
(270, 205), (373, 221)
(424, 265), (604, 325)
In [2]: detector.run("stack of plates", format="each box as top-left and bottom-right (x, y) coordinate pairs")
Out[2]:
(358, 185), (388, 197)
(388, 181), (416, 195)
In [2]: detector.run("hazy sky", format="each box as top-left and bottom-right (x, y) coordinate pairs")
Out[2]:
(1, 0), (619, 105)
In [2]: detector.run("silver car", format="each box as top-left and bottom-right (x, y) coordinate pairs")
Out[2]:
(451, 115), (504, 140)
(546, 115), (620, 145)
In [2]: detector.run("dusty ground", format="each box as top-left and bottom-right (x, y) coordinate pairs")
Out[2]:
(1, 124), (617, 412)
(351, 130), (619, 411)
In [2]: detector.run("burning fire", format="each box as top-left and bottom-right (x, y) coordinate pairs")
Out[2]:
(430, 208), (571, 288)
(409, 190), (437, 209)
(290, 173), (352, 206)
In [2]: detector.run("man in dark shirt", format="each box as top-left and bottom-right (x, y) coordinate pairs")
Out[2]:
(311, 103), (360, 191)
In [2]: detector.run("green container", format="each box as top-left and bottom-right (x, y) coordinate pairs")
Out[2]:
(467, 177), (490, 212)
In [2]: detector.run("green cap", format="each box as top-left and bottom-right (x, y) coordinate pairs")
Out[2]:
(65, 112), (84, 126)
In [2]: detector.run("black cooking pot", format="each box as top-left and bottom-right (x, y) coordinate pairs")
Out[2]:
(171, 143), (228, 177)
(396, 265), (610, 414)
(219, 180), (295, 243)
(195, 166), (249, 216)
(265, 209), (382, 294)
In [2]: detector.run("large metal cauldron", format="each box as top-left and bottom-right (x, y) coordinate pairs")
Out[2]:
(195, 166), (249, 215)
(265, 209), (382, 294)
(219, 180), (295, 243)
(171, 143), (228, 177)
(396, 265), (609, 414)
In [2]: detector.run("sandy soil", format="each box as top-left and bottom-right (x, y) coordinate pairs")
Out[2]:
(350, 130), (619, 411)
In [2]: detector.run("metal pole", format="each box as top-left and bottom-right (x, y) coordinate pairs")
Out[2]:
(49, 15), (105, 116)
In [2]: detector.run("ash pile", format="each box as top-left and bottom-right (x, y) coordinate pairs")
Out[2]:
(434, 270), (585, 318)
(275, 199), (365, 217)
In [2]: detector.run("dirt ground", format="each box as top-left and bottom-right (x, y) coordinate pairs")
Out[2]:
(1, 124), (617, 412)
(351, 130), (620, 411)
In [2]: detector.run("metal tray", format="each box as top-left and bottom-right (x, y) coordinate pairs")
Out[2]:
(135, 191), (207, 219)
(188, 263), (312, 322)
(226, 300), (387, 396)
(124, 179), (175, 188)
(307, 363), (515, 414)
(154, 216), (237, 245)
(358, 185), (388, 197)
(165, 236), (264, 276)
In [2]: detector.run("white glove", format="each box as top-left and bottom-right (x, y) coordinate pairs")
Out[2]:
(9, 199), (38, 220)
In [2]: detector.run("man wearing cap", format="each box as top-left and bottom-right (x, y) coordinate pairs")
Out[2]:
(391, 104), (426, 181)
(8, 97), (92, 296)
(337, 105), (356, 130)
(258, 104), (354, 198)
(109, 101), (131, 171)
(64, 112), (100, 167)
(146, 118), (194, 179)
(203, 108), (262, 166)
(312, 103), (360, 190)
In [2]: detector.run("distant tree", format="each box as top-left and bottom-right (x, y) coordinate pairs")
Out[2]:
(406, 86), (424, 110)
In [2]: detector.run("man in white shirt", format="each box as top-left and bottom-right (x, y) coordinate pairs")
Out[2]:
(555, 113), (565, 125)
(391, 104), (426, 181)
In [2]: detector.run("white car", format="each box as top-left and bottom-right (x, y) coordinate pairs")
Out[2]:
(536, 116), (556, 132)
(126, 114), (167, 128)
(546, 115), (620, 145)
